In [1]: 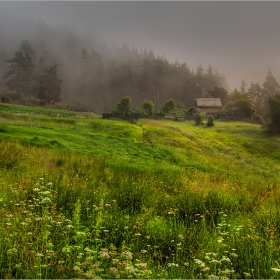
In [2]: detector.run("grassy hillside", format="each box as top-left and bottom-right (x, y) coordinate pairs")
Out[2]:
(0, 103), (280, 279)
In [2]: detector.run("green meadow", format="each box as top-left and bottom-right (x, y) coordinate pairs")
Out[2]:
(1, 103), (280, 279)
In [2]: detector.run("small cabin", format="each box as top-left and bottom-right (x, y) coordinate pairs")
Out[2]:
(194, 98), (222, 118)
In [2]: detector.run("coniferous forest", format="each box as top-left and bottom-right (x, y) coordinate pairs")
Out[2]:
(1, 11), (280, 133)
(0, 12), (229, 112)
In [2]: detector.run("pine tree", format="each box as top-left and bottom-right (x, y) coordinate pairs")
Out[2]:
(37, 65), (62, 103)
(2, 51), (34, 98)
(263, 69), (280, 98)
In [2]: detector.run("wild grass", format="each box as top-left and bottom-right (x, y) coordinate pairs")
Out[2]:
(0, 104), (280, 278)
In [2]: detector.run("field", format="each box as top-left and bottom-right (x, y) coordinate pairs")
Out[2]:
(1, 103), (280, 279)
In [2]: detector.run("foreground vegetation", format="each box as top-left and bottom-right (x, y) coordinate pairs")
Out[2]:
(1, 104), (280, 279)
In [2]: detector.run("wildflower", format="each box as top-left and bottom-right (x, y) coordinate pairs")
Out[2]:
(41, 191), (51, 196)
(194, 259), (206, 268)
(105, 204), (111, 207)
(178, 234), (184, 240)
(35, 253), (44, 257)
(39, 178), (44, 181)
(15, 263), (22, 268)
(221, 256), (231, 263)
(217, 237), (224, 243)
(76, 231), (86, 237)
(135, 233), (141, 236)
(40, 197), (52, 204)
(112, 258), (119, 265)
(141, 250), (147, 254)
(210, 259), (221, 264)
(201, 267), (210, 272)
(167, 263), (179, 267)
(5, 223), (12, 226)
(243, 272), (251, 277)
(221, 268), (234, 274)
(33, 188), (40, 192)
(230, 253), (238, 258)
(99, 248), (110, 259)
(46, 182), (53, 186)
(136, 263), (147, 269)
(122, 250), (133, 259)
(109, 267), (119, 275)
(7, 248), (18, 255)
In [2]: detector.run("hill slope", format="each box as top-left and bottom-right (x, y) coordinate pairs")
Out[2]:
(0, 104), (280, 279)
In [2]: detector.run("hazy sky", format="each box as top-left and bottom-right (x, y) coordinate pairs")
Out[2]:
(1, 1), (280, 90)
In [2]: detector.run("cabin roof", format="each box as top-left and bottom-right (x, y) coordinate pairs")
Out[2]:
(195, 98), (222, 107)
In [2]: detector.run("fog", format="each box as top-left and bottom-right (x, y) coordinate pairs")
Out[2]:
(1, 1), (280, 91)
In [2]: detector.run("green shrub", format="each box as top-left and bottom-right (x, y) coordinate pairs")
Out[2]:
(207, 114), (214, 127)
(195, 112), (205, 125)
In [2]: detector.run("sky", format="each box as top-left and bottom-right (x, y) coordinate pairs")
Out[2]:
(1, 1), (280, 91)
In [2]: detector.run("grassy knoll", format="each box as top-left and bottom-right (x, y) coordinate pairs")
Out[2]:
(0, 103), (280, 279)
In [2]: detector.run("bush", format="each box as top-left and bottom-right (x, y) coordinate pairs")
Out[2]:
(161, 99), (176, 115)
(115, 96), (131, 119)
(195, 112), (205, 125)
(154, 110), (166, 118)
(207, 114), (214, 127)
(141, 100), (155, 116)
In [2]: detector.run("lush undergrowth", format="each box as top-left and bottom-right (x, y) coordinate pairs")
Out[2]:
(1, 103), (280, 279)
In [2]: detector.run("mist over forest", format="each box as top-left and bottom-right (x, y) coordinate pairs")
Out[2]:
(1, 2), (280, 122)
(0, 10), (230, 112)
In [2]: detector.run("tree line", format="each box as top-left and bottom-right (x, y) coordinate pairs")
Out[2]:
(1, 40), (62, 105)
(1, 38), (228, 111)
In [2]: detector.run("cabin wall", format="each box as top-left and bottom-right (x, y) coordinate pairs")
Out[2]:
(195, 107), (220, 114)
(194, 106), (221, 118)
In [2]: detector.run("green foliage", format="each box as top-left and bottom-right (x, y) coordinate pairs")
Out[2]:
(195, 112), (205, 125)
(2, 51), (34, 97)
(0, 105), (280, 278)
(208, 86), (228, 105)
(37, 65), (62, 104)
(207, 114), (214, 127)
(141, 99), (155, 115)
(115, 96), (132, 119)
(161, 99), (176, 115)
(221, 90), (255, 119)
(266, 92), (280, 134)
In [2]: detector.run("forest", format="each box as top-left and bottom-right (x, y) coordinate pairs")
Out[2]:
(0, 12), (228, 111)
(1, 11), (280, 133)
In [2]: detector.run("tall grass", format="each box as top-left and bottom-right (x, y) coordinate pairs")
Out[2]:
(0, 105), (280, 278)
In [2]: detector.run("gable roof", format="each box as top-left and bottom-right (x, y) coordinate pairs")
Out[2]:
(195, 98), (222, 107)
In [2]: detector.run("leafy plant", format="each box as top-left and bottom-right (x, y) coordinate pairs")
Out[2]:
(207, 114), (214, 127)
(195, 112), (205, 125)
